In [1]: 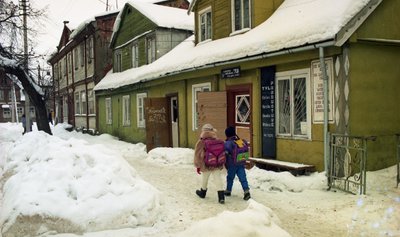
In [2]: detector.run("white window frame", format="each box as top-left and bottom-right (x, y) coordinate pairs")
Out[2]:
(68, 52), (72, 73)
(88, 90), (95, 115)
(231, 0), (251, 33)
(80, 43), (85, 67)
(276, 69), (311, 139)
(17, 107), (23, 116)
(137, 93), (147, 128)
(122, 95), (131, 126)
(198, 7), (212, 42)
(192, 82), (211, 130)
(74, 48), (78, 70)
(146, 36), (156, 64)
(63, 96), (68, 118)
(88, 36), (93, 64)
(75, 92), (80, 115)
(105, 97), (112, 125)
(81, 90), (87, 115)
(132, 43), (139, 68)
(3, 108), (11, 118)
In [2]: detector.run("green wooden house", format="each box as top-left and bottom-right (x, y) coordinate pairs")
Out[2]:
(94, 1), (193, 144)
(95, 0), (400, 175)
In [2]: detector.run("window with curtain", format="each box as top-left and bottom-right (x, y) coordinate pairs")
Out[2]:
(122, 95), (131, 126)
(232, 0), (251, 32)
(75, 92), (80, 115)
(146, 37), (156, 64)
(132, 43), (139, 68)
(88, 90), (95, 115)
(81, 91), (87, 115)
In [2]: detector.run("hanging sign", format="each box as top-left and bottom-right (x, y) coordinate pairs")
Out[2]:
(311, 58), (334, 123)
(221, 66), (240, 79)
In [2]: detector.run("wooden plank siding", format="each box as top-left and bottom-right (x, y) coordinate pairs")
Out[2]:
(192, 0), (285, 44)
(113, 6), (157, 48)
(213, 1), (230, 39)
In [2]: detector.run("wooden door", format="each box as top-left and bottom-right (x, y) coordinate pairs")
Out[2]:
(197, 91), (227, 140)
(227, 85), (252, 152)
(144, 97), (171, 152)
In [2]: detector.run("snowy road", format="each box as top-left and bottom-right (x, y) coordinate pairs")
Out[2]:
(126, 155), (351, 237)
(1, 123), (398, 237)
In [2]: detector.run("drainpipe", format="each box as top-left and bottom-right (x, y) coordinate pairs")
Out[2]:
(319, 47), (329, 174)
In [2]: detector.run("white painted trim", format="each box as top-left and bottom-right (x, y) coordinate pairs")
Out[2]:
(192, 82), (211, 131)
(275, 68), (311, 140)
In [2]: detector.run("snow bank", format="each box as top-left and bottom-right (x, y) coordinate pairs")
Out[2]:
(0, 128), (162, 237)
(248, 168), (327, 193)
(147, 147), (194, 165)
(177, 199), (292, 237)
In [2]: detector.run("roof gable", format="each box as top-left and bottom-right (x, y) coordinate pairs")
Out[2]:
(110, 0), (194, 48)
(57, 23), (71, 50)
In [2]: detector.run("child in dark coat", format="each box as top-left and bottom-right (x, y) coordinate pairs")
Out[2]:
(224, 126), (251, 200)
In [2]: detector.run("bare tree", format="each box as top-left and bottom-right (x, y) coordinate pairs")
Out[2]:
(0, 0), (51, 134)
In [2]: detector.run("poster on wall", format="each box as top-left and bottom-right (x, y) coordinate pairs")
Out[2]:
(311, 58), (334, 124)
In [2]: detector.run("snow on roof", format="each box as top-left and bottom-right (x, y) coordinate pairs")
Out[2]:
(114, 0), (193, 33)
(69, 10), (119, 40)
(95, 0), (379, 91)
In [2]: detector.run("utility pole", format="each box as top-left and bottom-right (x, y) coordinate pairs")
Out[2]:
(106, 0), (109, 11)
(21, 0), (31, 132)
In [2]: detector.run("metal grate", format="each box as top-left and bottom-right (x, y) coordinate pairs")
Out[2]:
(329, 134), (376, 194)
(293, 78), (307, 135)
(278, 80), (290, 134)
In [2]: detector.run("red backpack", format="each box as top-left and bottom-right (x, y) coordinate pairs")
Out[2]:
(202, 138), (226, 168)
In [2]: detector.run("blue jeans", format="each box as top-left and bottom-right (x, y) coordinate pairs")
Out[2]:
(226, 165), (249, 192)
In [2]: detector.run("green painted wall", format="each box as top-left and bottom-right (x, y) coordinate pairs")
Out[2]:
(97, 89), (147, 144)
(348, 44), (400, 170)
(347, 0), (400, 171)
(112, 6), (157, 48)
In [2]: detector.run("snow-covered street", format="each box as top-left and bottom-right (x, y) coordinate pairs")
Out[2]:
(0, 123), (399, 237)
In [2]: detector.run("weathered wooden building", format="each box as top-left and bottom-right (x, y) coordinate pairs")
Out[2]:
(48, 11), (119, 131)
(94, 0), (193, 146)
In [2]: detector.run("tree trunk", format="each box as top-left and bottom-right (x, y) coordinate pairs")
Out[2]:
(3, 64), (52, 135)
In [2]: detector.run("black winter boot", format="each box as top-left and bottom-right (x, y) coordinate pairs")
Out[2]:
(196, 188), (207, 198)
(218, 191), (225, 204)
(243, 190), (251, 200)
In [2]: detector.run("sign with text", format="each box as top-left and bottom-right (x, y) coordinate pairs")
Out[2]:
(221, 66), (240, 79)
(311, 58), (334, 123)
(261, 67), (276, 159)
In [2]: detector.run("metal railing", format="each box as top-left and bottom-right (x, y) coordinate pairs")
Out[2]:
(328, 134), (376, 195)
